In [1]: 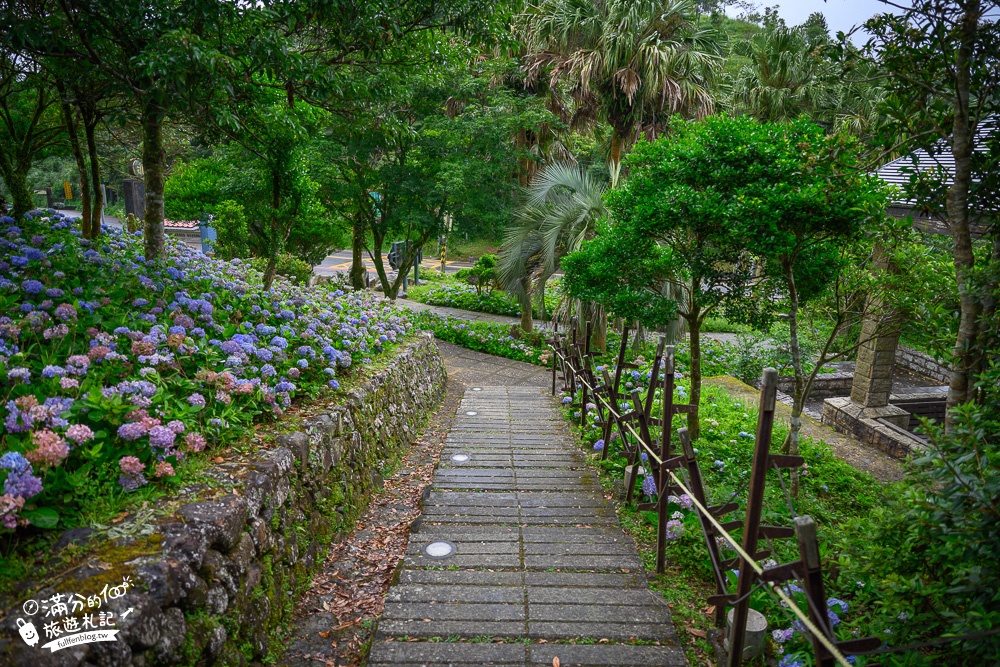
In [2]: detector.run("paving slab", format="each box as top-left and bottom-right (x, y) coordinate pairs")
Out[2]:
(368, 386), (684, 665)
(528, 644), (687, 666)
(369, 642), (526, 666)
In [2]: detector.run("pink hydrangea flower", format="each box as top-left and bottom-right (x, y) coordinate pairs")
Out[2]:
(118, 456), (145, 475)
(60, 377), (80, 390)
(65, 424), (95, 444)
(27, 429), (70, 467)
(185, 432), (207, 452)
(0, 494), (25, 529)
(154, 461), (175, 478)
(66, 355), (91, 375)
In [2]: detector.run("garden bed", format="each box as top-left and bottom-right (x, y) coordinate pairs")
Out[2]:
(0, 211), (414, 539)
(407, 274), (560, 320)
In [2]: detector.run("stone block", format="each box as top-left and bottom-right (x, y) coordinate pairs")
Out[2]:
(131, 559), (200, 608)
(275, 431), (309, 466)
(178, 495), (248, 553)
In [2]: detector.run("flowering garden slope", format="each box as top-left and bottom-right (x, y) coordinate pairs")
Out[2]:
(0, 211), (410, 533)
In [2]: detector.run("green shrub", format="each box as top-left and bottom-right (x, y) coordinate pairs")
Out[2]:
(836, 375), (1000, 664)
(466, 254), (498, 295)
(210, 200), (250, 260)
(163, 158), (227, 220)
(250, 252), (313, 284)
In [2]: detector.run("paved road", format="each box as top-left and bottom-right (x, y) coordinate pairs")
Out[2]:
(314, 249), (475, 277)
(367, 381), (686, 666)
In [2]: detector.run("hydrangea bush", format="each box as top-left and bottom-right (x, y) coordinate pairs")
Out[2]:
(0, 211), (411, 531)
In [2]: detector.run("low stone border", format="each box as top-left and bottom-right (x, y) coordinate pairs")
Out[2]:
(776, 372), (854, 400)
(895, 345), (951, 384)
(821, 397), (926, 459)
(1, 334), (446, 667)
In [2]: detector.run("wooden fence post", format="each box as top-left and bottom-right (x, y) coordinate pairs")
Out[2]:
(795, 516), (836, 667)
(727, 368), (778, 667)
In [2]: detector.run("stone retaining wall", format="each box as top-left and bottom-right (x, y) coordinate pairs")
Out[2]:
(895, 345), (951, 384)
(776, 373), (854, 400)
(1, 334), (445, 667)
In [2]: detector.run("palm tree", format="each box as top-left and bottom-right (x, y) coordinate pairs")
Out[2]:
(727, 25), (834, 122)
(498, 162), (607, 334)
(520, 0), (722, 177)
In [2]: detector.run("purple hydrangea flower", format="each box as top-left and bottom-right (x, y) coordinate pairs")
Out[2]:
(148, 425), (176, 449)
(117, 422), (148, 441)
(4, 468), (43, 498)
(187, 393), (206, 407)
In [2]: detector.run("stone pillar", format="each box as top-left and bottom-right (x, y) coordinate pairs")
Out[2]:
(122, 178), (145, 218)
(848, 245), (910, 428)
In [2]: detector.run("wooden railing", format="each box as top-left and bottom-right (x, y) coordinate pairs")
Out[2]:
(549, 319), (879, 667)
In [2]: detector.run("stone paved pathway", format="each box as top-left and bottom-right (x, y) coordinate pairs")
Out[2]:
(367, 385), (686, 667)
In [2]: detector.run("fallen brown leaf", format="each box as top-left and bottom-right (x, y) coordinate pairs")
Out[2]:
(317, 631), (331, 638)
(689, 628), (707, 638)
(552, 658), (560, 667)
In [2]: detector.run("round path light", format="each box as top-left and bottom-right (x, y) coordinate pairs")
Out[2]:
(450, 453), (470, 463)
(424, 540), (456, 559)
(471, 387), (483, 391)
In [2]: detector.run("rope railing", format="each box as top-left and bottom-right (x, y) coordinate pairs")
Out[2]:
(548, 333), (865, 667)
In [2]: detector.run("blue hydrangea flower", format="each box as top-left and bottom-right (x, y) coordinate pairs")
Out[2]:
(0, 451), (31, 474)
(642, 474), (657, 496)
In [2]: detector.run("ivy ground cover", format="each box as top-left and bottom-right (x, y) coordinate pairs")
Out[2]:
(0, 211), (410, 534)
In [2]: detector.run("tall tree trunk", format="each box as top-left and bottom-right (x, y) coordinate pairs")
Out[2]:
(520, 300), (533, 332)
(687, 309), (703, 441)
(519, 276), (534, 332)
(141, 101), (166, 260)
(84, 111), (102, 236)
(609, 129), (625, 184)
(262, 170), (286, 291)
(57, 88), (91, 238)
(684, 277), (703, 440)
(593, 308), (607, 353)
(370, 227), (392, 298)
(263, 254), (279, 290)
(3, 164), (33, 221)
(780, 259), (804, 494)
(945, 4), (979, 426)
(350, 219), (366, 290)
